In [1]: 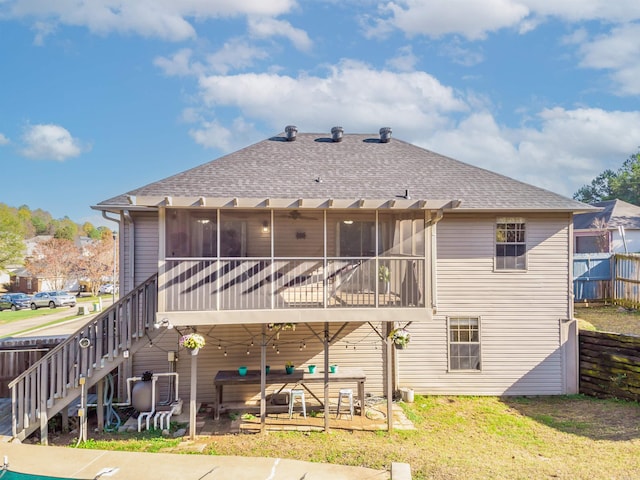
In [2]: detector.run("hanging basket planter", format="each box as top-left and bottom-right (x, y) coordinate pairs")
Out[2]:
(388, 328), (410, 349)
(180, 333), (206, 354)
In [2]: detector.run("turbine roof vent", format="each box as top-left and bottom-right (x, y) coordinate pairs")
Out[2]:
(331, 126), (344, 142)
(379, 127), (392, 143)
(285, 125), (298, 141)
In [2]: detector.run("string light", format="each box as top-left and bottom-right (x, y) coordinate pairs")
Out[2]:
(246, 348), (250, 355)
(224, 348), (227, 357)
(218, 343), (221, 350)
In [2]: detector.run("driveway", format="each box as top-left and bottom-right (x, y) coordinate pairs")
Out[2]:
(0, 297), (114, 339)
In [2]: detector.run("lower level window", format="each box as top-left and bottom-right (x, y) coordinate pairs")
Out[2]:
(448, 316), (481, 371)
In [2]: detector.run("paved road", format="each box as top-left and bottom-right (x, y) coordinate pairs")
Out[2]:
(0, 297), (114, 339)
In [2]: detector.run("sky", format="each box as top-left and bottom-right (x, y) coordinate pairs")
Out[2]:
(1, 1), (639, 228)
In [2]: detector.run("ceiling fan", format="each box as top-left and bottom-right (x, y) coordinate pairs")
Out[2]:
(277, 210), (318, 221)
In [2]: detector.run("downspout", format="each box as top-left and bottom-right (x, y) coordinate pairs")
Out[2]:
(101, 211), (122, 292)
(564, 213), (579, 394)
(427, 209), (445, 313)
(123, 210), (134, 293)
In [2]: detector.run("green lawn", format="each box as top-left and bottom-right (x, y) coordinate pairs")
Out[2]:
(69, 395), (640, 480)
(574, 304), (640, 336)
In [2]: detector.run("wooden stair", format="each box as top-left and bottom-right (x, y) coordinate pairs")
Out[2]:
(7, 274), (159, 443)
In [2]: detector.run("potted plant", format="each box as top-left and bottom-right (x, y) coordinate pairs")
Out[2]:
(285, 361), (295, 374)
(388, 328), (410, 349)
(268, 323), (296, 339)
(378, 265), (391, 293)
(180, 333), (206, 355)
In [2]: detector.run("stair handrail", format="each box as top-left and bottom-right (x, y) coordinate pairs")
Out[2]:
(9, 273), (158, 439)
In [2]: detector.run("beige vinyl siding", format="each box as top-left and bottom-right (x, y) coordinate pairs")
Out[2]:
(273, 215), (325, 257)
(133, 212), (159, 285)
(398, 213), (572, 395)
(134, 322), (386, 404)
(121, 211), (159, 294)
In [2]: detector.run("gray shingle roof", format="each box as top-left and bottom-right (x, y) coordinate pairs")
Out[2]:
(574, 199), (640, 230)
(95, 131), (593, 212)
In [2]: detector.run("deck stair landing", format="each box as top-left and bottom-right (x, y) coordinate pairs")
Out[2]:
(7, 274), (158, 443)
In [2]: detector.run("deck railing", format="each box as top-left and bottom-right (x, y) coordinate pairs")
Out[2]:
(163, 258), (425, 311)
(8, 274), (158, 440)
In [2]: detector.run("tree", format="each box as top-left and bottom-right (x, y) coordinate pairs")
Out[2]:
(17, 205), (35, 238)
(0, 203), (26, 270)
(574, 152), (640, 204)
(78, 236), (117, 296)
(26, 238), (81, 290)
(31, 209), (53, 235)
(52, 217), (79, 240)
(82, 221), (102, 240)
(573, 170), (615, 204)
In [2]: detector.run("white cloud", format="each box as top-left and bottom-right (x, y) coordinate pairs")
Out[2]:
(205, 39), (270, 74)
(367, 0), (530, 40)
(0, 133), (9, 145)
(154, 48), (203, 77)
(426, 107), (640, 198)
(5, 0), (297, 42)
(20, 124), (87, 161)
(576, 23), (640, 95)
(155, 41), (270, 78)
(523, 0), (640, 23)
(439, 41), (484, 67)
(386, 45), (418, 72)
(189, 117), (260, 151)
(248, 17), (312, 52)
(365, 1), (640, 40)
(196, 60), (467, 138)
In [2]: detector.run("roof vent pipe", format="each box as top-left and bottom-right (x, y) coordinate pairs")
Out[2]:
(379, 127), (392, 143)
(285, 125), (298, 141)
(331, 126), (344, 142)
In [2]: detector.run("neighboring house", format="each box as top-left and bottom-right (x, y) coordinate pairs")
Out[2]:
(9, 267), (47, 294)
(88, 126), (596, 420)
(573, 199), (640, 254)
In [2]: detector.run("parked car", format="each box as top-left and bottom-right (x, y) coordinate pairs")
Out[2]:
(30, 291), (77, 309)
(0, 293), (31, 311)
(98, 283), (117, 294)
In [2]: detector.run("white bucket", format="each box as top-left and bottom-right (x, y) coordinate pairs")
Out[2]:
(400, 387), (414, 403)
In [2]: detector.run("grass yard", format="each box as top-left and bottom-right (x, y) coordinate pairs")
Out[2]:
(574, 304), (640, 336)
(70, 395), (640, 480)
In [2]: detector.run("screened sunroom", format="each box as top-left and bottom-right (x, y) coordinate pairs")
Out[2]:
(158, 207), (432, 325)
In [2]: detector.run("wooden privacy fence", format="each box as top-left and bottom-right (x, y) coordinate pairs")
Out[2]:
(573, 253), (640, 307)
(613, 253), (640, 308)
(573, 253), (612, 302)
(579, 330), (640, 402)
(0, 337), (66, 397)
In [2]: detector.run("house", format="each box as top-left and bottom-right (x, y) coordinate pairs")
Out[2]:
(9, 267), (45, 294)
(573, 199), (640, 253)
(8, 126), (596, 440)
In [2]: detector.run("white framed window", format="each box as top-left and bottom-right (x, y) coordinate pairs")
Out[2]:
(448, 316), (481, 371)
(495, 217), (526, 270)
